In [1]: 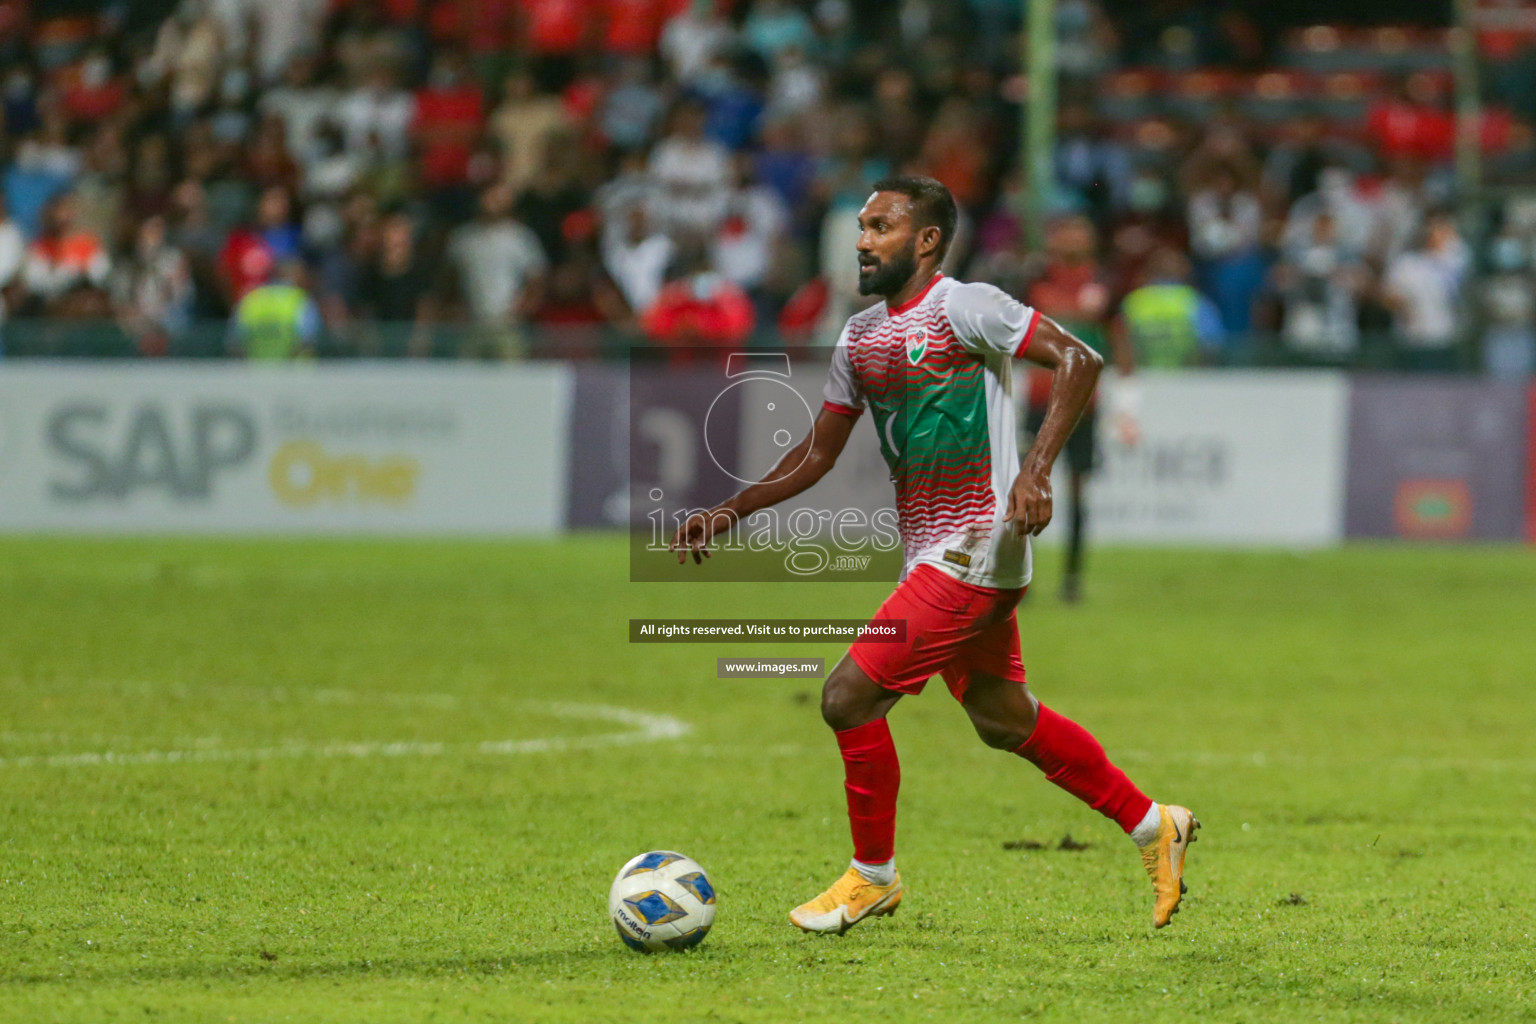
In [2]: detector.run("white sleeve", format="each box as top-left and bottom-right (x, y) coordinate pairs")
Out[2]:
(821, 325), (866, 415)
(944, 280), (1042, 358)
(517, 225), (549, 275)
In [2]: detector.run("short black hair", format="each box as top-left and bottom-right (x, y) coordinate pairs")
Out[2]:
(870, 175), (958, 259)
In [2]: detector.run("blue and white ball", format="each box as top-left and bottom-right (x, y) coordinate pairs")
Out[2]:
(609, 850), (716, 952)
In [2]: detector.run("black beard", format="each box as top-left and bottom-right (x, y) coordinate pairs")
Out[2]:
(857, 244), (919, 297)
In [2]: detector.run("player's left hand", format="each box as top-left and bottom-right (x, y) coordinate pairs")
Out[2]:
(1005, 467), (1053, 537)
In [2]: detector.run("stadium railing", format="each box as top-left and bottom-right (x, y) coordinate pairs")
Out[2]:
(0, 319), (1505, 373)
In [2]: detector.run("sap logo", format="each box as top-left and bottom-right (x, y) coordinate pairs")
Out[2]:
(268, 440), (419, 507)
(48, 403), (257, 501)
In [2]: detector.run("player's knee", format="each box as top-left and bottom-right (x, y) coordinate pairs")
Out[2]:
(820, 680), (860, 731)
(820, 668), (883, 731)
(964, 691), (1037, 751)
(970, 713), (1031, 751)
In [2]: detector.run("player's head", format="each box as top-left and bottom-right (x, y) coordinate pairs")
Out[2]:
(856, 175), (957, 298)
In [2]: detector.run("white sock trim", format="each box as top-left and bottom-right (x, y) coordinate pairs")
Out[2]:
(851, 858), (896, 885)
(1129, 802), (1162, 846)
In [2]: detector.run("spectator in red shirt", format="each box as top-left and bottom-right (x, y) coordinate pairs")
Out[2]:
(218, 186), (304, 307)
(642, 246), (755, 354)
(1367, 74), (1454, 163)
(413, 51), (485, 222)
(432, 0), (518, 58)
(603, 0), (666, 55)
(61, 46), (129, 122)
(522, 0), (588, 55)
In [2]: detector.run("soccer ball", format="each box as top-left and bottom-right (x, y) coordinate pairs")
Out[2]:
(609, 850), (716, 952)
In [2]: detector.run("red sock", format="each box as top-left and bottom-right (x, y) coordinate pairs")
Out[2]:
(1013, 704), (1153, 834)
(835, 719), (900, 863)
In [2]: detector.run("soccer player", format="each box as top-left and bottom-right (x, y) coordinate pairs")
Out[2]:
(670, 176), (1198, 933)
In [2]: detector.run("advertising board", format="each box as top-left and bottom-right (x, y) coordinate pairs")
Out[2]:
(0, 364), (571, 533)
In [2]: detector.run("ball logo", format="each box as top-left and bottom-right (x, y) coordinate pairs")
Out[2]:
(904, 328), (928, 366)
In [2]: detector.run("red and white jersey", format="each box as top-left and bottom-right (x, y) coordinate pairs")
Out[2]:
(822, 274), (1042, 589)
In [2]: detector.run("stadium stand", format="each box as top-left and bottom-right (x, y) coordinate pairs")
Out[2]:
(0, 0), (1531, 375)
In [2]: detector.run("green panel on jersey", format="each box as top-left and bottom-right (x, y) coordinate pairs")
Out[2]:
(868, 356), (990, 486)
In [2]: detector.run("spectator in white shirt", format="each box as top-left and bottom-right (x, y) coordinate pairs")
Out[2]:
(1382, 211), (1469, 371)
(446, 183), (548, 359)
(648, 100), (731, 235)
(0, 195), (24, 291)
(1188, 168), (1263, 263)
(249, 0), (328, 84)
(1273, 210), (1368, 358)
(112, 214), (194, 356)
(660, 5), (735, 85)
(1282, 166), (1376, 262)
(259, 52), (338, 168)
(337, 63), (415, 162)
(146, 0), (227, 117)
(603, 204), (673, 316)
(1187, 165), (1266, 336)
(712, 156), (788, 295)
(1481, 227), (1536, 379)
(0, 194), (25, 353)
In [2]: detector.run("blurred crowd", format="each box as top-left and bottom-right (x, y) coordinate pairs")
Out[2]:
(0, 0), (1535, 374)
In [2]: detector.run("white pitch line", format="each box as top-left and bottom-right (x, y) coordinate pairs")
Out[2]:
(0, 702), (691, 770)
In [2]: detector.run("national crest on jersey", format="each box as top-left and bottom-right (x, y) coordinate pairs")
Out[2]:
(903, 327), (927, 365)
(822, 275), (1043, 590)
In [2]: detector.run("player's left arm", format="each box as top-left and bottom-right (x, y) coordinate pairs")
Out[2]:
(944, 281), (1103, 537)
(1008, 316), (1102, 536)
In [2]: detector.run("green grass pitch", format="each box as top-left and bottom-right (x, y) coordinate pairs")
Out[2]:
(1, 536), (1534, 1023)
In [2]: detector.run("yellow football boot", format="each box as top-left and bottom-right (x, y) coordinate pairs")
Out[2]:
(1138, 804), (1200, 928)
(789, 866), (903, 934)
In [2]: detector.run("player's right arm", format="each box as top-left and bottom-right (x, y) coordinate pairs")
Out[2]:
(668, 407), (857, 564)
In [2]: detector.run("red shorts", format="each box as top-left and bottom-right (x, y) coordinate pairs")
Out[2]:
(848, 564), (1027, 702)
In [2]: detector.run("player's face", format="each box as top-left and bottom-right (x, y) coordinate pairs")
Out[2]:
(856, 192), (921, 297)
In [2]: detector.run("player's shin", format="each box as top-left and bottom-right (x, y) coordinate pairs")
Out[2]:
(1011, 703), (1153, 836)
(835, 719), (900, 876)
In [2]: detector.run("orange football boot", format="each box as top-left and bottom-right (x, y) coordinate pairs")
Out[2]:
(1138, 804), (1200, 927)
(790, 866), (903, 934)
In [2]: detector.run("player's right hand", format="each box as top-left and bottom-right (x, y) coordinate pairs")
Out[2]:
(1005, 467), (1053, 537)
(669, 510), (724, 565)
